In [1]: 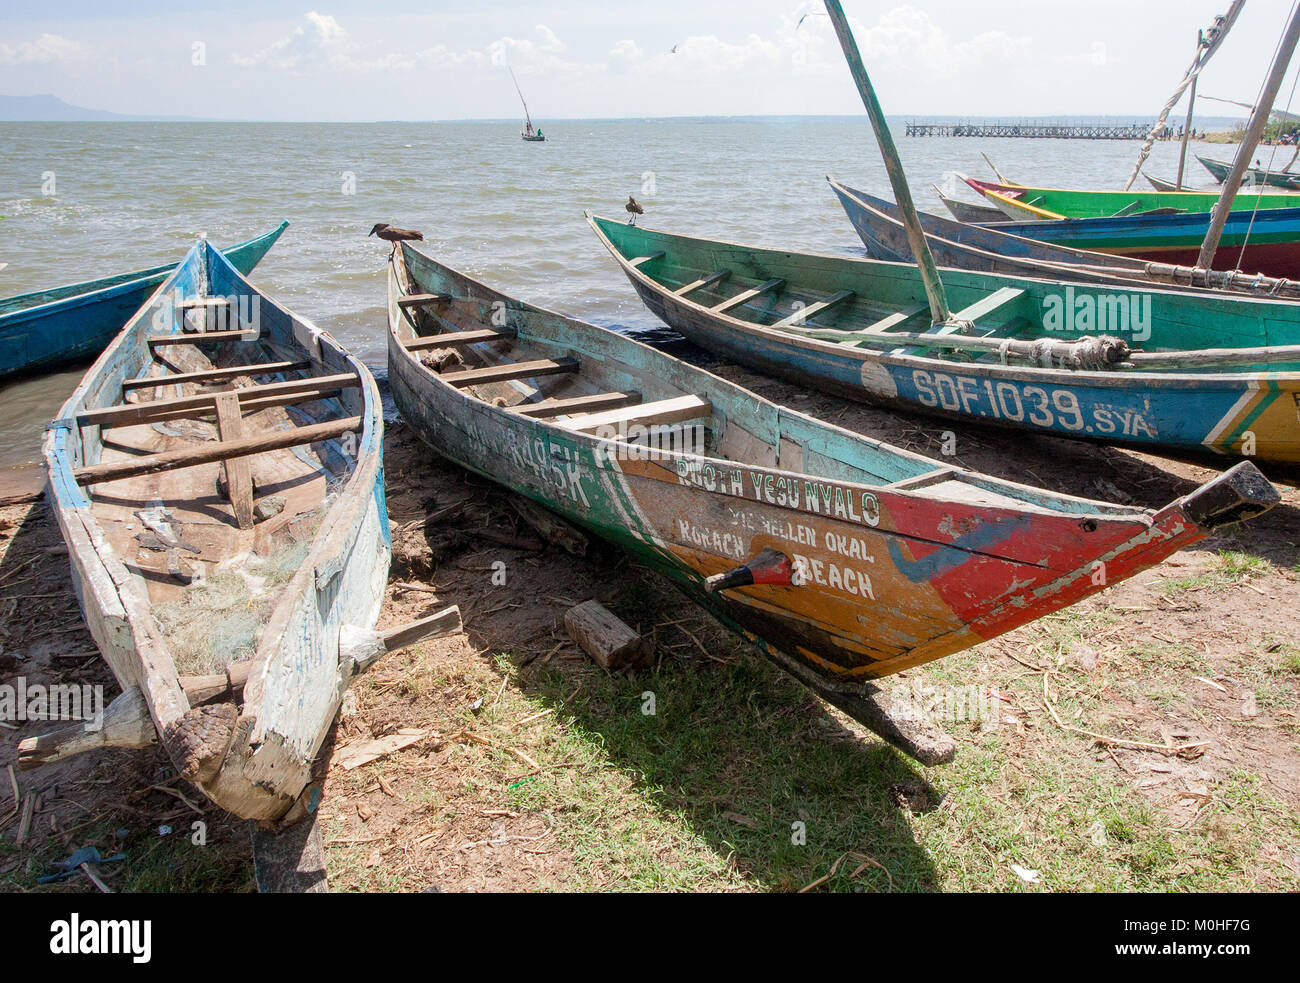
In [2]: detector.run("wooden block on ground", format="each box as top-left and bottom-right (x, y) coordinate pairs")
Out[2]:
(565, 600), (650, 671)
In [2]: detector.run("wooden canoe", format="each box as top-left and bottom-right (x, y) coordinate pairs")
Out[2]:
(1198, 154), (1300, 190)
(587, 213), (1300, 464)
(831, 178), (1300, 299)
(932, 185), (1006, 224)
(0, 222), (288, 380)
(960, 174), (1300, 220)
(43, 236), (391, 822)
(387, 241), (1277, 713)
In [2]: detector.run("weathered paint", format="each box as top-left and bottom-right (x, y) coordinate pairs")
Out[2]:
(43, 237), (388, 821)
(587, 214), (1300, 463)
(0, 222), (288, 379)
(388, 244), (1271, 689)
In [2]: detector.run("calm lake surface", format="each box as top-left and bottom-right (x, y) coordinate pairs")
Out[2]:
(0, 118), (1252, 482)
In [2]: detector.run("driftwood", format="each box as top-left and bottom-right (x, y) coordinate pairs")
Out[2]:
(15, 687), (158, 769)
(510, 498), (588, 557)
(565, 601), (650, 672)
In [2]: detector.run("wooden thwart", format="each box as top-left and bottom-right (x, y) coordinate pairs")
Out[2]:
(857, 302), (928, 335)
(80, 373), (360, 429)
(711, 278), (786, 314)
(404, 328), (514, 354)
(148, 330), (257, 348)
(122, 360), (310, 392)
(628, 251), (667, 269)
(511, 391), (642, 419)
(674, 270), (731, 297)
(398, 293), (452, 310)
(564, 394), (712, 434)
(74, 417), (362, 486)
(442, 358), (579, 388)
(771, 290), (856, 329)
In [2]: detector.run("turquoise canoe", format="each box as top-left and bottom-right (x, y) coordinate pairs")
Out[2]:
(0, 222), (288, 379)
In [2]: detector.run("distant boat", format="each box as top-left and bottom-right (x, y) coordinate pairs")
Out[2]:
(961, 174), (1300, 221)
(930, 184), (1006, 224)
(509, 67), (546, 142)
(1198, 154), (1300, 189)
(0, 222), (287, 379)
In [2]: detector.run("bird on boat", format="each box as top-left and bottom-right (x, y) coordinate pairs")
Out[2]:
(626, 196), (644, 226)
(369, 224), (424, 253)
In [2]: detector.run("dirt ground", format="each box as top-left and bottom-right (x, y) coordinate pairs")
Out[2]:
(1, 365), (1297, 893)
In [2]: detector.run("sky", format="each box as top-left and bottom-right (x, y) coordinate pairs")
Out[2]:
(0, 0), (1292, 121)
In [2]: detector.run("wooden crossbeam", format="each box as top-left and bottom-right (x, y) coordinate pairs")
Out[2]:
(628, 251), (667, 269)
(122, 360), (310, 393)
(674, 270), (731, 297)
(398, 293), (453, 310)
(148, 330), (256, 348)
(75, 417), (362, 487)
(564, 395), (712, 434)
(178, 298), (230, 310)
(947, 286), (1025, 329)
(771, 290), (856, 330)
(214, 393), (255, 530)
(442, 358), (579, 389)
(889, 469), (958, 491)
(511, 392), (642, 420)
(710, 279), (785, 315)
(79, 374), (360, 430)
(404, 328), (514, 354)
(857, 303), (928, 336)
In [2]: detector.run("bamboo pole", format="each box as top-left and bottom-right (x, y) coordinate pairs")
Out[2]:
(1177, 69), (1198, 190)
(1198, 6), (1300, 270)
(823, 0), (951, 325)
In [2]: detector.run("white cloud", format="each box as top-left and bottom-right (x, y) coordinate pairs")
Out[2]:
(0, 34), (90, 66)
(232, 11), (412, 72)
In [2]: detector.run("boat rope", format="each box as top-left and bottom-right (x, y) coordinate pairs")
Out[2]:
(1022, 336), (1132, 371)
(1124, 2), (1246, 191)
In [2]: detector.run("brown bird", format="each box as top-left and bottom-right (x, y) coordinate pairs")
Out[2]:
(625, 196), (644, 226)
(369, 224), (424, 253)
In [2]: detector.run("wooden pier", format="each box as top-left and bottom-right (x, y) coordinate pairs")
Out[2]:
(906, 122), (1154, 140)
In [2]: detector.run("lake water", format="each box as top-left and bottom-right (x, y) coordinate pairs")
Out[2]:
(0, 118), (1252, 484)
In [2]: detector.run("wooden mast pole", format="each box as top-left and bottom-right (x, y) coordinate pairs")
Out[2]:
(823, 0), (952, 324)
(1177, 65), (1199, 190)
(1198, 5), (1300, 269)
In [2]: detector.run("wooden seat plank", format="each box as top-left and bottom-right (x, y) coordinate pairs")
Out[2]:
(74, 417), (362, 487)
(79, 373), (360, 429)
(404, 328), (515, 354)
(442, 358), (579, 389)
(511, 392), (642, 419)
(398, 293), (453, 310)
(711, 279), (785, 315)
(122, 360), (309, 393)
(674, 270), (731, 297)
(214, 393), (255, 530)
(148, 330), (256, 348)
(772, 290), (857, 330)
(564, 395), (712, 434)
(857, 303), (928, 336)
(628, 252), (667, 269)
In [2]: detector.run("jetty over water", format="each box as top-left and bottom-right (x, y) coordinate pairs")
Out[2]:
(906, 122), (1154, 140)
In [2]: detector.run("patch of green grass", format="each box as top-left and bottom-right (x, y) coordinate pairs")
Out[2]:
(1163, 551), (1270, 595)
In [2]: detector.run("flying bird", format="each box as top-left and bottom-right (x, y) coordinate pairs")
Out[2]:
(369, 224), (424, 252)
(671, 44), (679, 54)
(626, 196), (645, 226)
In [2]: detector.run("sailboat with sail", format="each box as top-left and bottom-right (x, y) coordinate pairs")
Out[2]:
(509, 67), (547, 142)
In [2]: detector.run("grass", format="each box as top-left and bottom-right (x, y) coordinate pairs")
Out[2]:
(1162, 551), (1270, 596)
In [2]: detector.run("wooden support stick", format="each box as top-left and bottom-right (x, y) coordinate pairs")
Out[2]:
(214, 393), (255, 530)
(122, 360), (310, 392)
(16, 687), (158, 770)
(74, 417), (361, 486)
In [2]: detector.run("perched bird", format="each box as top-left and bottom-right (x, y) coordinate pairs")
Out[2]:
(625, 196), (645, 226)
(369, 224), (424, 253)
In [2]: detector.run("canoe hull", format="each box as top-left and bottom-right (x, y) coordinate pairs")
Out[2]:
(43, 238), (389, 821)
(388, 246), (1275, 691)
(588, 215), (1300, 464)
(0, 222), (288, 379)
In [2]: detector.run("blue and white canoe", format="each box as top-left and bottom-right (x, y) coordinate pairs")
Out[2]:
(0, 222), (287, 380)
(37, 236), (406, 822)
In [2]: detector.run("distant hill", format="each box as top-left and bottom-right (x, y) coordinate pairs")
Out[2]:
(0, 94), (206, 122)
